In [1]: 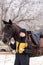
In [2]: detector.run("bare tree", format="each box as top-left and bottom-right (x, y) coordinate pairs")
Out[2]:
(0, 0), (43, 32)
(4, 0), (14, 20)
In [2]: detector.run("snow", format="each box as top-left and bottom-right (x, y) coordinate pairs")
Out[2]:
(30, 56), (43, 65)
(0, 54), (15, 65)
(0, 53), (43, 65)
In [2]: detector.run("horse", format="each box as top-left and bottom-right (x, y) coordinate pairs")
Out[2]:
(2, 19), (43, 57)
(2, 19), (21, 44)
(27, 30), (43, 56)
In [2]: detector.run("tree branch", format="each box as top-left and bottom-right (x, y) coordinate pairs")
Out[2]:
(4, 0), (14, 20)
(12, 1), (26, 22)
(15, 18), (35, 23)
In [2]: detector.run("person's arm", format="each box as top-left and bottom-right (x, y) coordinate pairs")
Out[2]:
(24, 41), (32, 54)
(10, 42), (16, 50)
(10, 38), (16, 50)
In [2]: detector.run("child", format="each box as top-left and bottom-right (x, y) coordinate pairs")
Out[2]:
(10, 29), (32, 65)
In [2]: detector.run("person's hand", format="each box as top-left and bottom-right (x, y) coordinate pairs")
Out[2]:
(19, 48), (25, 53)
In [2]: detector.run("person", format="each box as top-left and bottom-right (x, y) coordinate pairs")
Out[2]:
(10, 29), (32, 65)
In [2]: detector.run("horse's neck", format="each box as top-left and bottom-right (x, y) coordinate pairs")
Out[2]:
(12, 23), (21, 40)
(12, 23), (21, 32)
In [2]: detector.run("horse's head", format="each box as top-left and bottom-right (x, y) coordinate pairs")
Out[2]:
(2, 19), (14, 44)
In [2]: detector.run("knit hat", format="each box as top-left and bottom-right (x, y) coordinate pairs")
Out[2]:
(19, 29), (27, 34)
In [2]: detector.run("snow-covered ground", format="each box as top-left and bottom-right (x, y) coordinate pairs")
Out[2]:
(0, 53), (43, 65)
(0, 54), (15, 65)
(30, 56), (43, 65)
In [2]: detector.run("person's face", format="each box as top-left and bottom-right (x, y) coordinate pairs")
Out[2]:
(19, 32), (26, 37)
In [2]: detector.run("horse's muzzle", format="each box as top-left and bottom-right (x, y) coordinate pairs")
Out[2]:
(2, 38), (7, 43)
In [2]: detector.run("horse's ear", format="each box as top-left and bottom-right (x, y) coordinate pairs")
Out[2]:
(9, 19), (12, 25)
(2, 20), (8, 24)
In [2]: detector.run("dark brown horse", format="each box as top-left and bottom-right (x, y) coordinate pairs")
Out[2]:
(27, 31), (43, 57)
(2, 19), (21, 44)
(2, 19), (43, 57)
